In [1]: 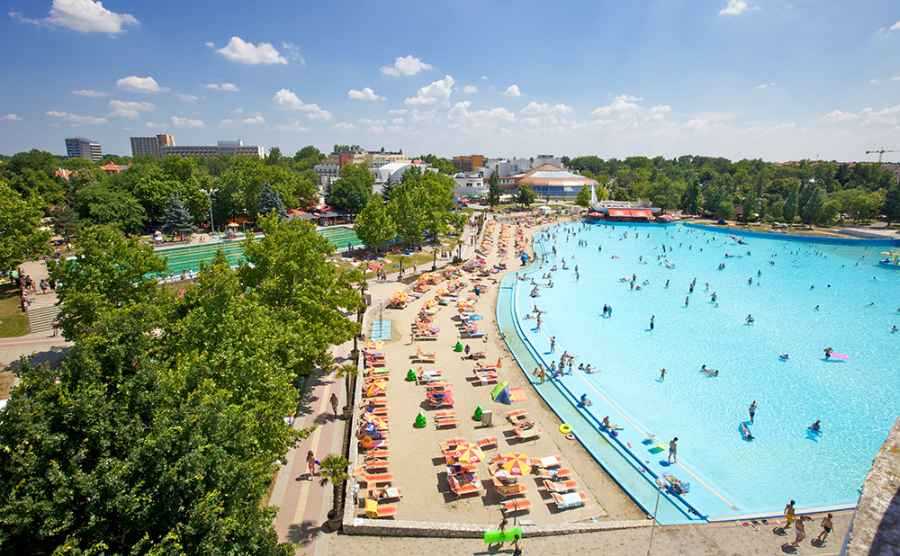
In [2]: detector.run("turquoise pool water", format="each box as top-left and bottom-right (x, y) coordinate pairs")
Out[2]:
(508, 221), (899, 521)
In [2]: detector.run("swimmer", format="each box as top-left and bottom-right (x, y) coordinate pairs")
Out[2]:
(823, 347), (833, 360)
(584, 364), (595, 373)
(659, 367), (666, 381)
(578, 393), (592, 407)
(740, 421), (754, 441)
(779, 353), (790, 361)
(745, 314), (755, 325)
(891, 325), (898, 334)
(809, 419), (822, 433)
(700, 364), (719, 377)
(814, 305), (820, 312)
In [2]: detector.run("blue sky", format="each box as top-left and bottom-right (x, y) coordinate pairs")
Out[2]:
(1, 0), (899, 161)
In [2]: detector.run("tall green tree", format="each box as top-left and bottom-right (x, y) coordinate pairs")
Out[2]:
(354, 195), (396, 253)
(783, 184), (799, 224)
(575, 185), (592, 208)
(800, 186), (824, 225)
(517, 185), (536, 207)
(258, 183), (287, 219)
(389, 182), (427, 247)
(325, 163), (372, 214)
(0, 181), (51, 275)
(883, 182), (900, 225)
(162, 194), (195, 239)
(74, 183), (146, 234)
(487, 171), (501, 208)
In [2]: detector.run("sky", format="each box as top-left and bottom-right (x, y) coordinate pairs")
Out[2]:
(1, 0), (900, 162)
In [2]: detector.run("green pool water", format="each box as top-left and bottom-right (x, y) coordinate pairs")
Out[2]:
(155, 226), (362, 277)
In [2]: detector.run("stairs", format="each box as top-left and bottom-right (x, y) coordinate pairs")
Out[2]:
(27, 302), (60, 335)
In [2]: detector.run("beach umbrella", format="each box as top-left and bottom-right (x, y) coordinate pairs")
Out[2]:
(454, 444), (485, 464)
(365, 381), (385, 397)
(499, 452), (531, 476)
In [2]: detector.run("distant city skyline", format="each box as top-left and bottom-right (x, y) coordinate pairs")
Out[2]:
(1, 1), (900, 162)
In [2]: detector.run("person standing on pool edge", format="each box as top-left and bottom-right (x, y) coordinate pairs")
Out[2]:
(668, 437), (678, 463)
(784, 499), (796, 529)
(749, 400), (758, 424)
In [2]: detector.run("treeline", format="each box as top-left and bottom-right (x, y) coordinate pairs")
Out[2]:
(0, 146), (327, 239)
(0, 217), (362, 554)
(565, 155), (900, 225)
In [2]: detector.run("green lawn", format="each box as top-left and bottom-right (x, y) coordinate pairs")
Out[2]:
(0, 284), (28, 338)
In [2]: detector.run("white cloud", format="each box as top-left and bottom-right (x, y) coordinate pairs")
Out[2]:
(481, 75), (488, 81)
(821, 110), (859, 123)
(388, 109), (408, 115)
(176, 93), (199, 103)
(869, 79), (881, 86)
(463, 85), (478, 95)
(359, 118), (386, 126)
(892, 75), (900, 82)
(242, 115), (264, 125)
(590, 95), (672, 129)
(117, 75), (165, 94)
(348, 87), (385, 102)
(520, 101), (575, 127)
(277, 121), (309, 132)
(144, 121), (163, 128)
(11, 0), (139, 34)
(448, 101), (516, 129)
(272, 88), (331, 120)
(334, 122), (355, 130)
(592, 94), (642, 118)
(391, 117), (405, 125)
(719, 0), (749, 16)
(170, 116), (204, 128)
(405, 75), (455, 106)
(72, 89), (107, 98)
(216, 36), (287, 65)
(381, 55), (432, 77)
(503, 84), (522, 97)
(890, 21), (900, 31)
(205, 41), (215, 48)
(108, 100), (154, 119)
(1, 113), (22, 121)
(47, 110), (107, 125)
(280, 42), (305, 64)
(206, 82), (240, 92)
(754, 82), (776, 89)
(684, 112), (736, 130)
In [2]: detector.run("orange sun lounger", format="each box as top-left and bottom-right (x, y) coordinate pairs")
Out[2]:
(501, 498), (532, 515)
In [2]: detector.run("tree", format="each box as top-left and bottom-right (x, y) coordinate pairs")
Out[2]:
(319, 454), (350, 520)
(74, 183), (146, 234)
(517, 185), (536, 207)
(258, 183), (287, 219)
(575, 185), (592, 208)
(783, 184), (799, 224)
(354, 196), (396, 253)
(240, 216), (362, 379)
(800, 186), (824, 225)
(49, 225), (165, 339)
(325, 163), (372, 214)
(0, 181), (50, 275)
(162, 194), (195, 239)
(389, 182), (427, 247)
(487, 171), (501, 208)
(884, 182), (900, 225)
(266, 146), (283, 165)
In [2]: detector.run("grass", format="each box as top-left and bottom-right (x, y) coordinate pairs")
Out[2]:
(0, 284), (28, 338)
(0, 371), (15, 398)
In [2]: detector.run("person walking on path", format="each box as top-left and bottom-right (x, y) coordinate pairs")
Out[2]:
(783, 500), (796, 529)
(816, 513), (833, 544)
(329, 392), (339, 417)
(51, 319), (60, 337)
(749, 400), (758, 424)
(668, 437), (678, 464)
(306, 450), (317, 480)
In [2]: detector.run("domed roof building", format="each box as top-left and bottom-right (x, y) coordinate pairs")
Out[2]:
(512, 163), (597, 198)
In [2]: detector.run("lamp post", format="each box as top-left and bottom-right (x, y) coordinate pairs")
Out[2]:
(646, 477), (669, 556)
(202, 188), (219, 236)
(432, 248), (437, 271)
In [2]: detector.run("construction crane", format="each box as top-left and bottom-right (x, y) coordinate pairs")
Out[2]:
(865, 148), (898, 163)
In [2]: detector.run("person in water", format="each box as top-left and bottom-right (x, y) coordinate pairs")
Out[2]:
(823, 347), (833, 360)
(659, 367), (666, 382)
(700, 364), (719, 377)
(779, 353), (790, 361)
(578, 393), (592, 407)
(809, 420), (822, 433)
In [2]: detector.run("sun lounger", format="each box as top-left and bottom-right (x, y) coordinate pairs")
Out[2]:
(358, 438), (388, 452)
(426, 397), (454, 409)
(459, 331), (486, 339)
(361, 459), (389, 472)
(365, 449), (390, 459)
(435, 418), (458, 429)
(469, 374), (498, 386)
(492, 477), (527, 498)
(537, 467), (572, 481)
(354, 471), (394, 486)
(501, 498), (532, 515)
(412, 348), (436, 363)
(506, 409), (528, 424)
(532, 455), (562, 469)
(363, 499), (397, 519)
(448, 477), (481, 498)
(551, 491), (588, 511)
(511, 426), (540, 441)
(414, 335), (439, 342)
(365, 367), (390, 377)
(542, 479), (577, 494)
(440, 438), (466, 453)
(366, 486), (402, 502)
(476, 436), (497, 450)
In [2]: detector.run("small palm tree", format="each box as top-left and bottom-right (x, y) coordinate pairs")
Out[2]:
(319, 454), (350, 520)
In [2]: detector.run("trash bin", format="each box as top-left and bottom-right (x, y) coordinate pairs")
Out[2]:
(480, 410), (493, 427)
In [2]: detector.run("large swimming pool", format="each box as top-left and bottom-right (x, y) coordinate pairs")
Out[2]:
(504, 221), (899, 522)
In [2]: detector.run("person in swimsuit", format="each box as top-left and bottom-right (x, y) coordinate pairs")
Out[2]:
(816, 513), (833, 544)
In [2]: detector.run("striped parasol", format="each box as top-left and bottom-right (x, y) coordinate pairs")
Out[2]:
(500, 452), (532, 476)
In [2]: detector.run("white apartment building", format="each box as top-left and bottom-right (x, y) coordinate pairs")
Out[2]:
(453, 171), (487, 199)
(161, 140), (263, 158)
